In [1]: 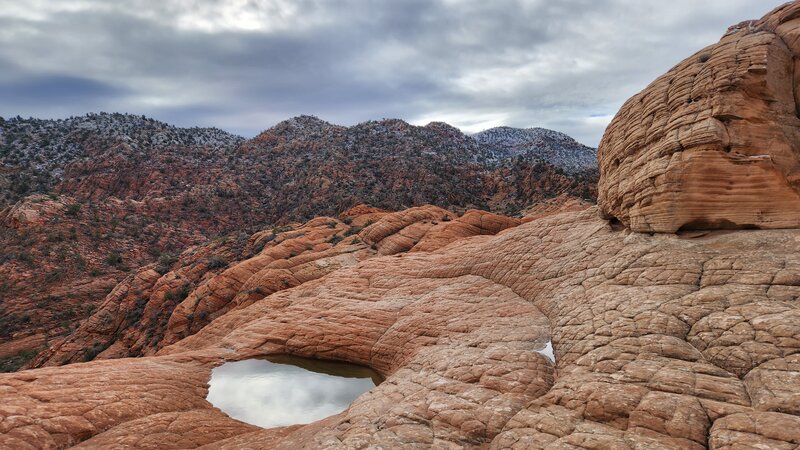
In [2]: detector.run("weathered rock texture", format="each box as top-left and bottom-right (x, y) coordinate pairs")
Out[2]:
(598, 2), (800, 232)
(2, 207), (800, 448)
(5, 3), (800, 449)
(0, 112), (596, 366)
(28, 205), (520, 368)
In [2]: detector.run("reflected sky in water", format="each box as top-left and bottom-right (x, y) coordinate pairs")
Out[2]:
(207, 355), (380, 428)
(537, 340), (555, 363)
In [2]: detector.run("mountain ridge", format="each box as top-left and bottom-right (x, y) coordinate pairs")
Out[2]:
(473, 125), (598, 173)
(1, 112), (597, 205)
(0, 111), (597, 370)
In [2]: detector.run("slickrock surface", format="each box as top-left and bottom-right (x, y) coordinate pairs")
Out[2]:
(598, 2), (800, 232)
(28, 205), (521, 368)
(2, 207), (800, 448)
(6, 3), (800, 449)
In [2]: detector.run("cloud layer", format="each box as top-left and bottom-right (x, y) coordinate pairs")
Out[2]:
(0, 0), (788, 145)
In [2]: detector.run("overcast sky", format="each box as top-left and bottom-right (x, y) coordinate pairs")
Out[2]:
(0, 1), (788, 145)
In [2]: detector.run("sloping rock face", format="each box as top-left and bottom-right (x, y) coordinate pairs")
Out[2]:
(27, 205), (520, 368)
(598, 2), (800, 232)
(3, 208), (800, 448)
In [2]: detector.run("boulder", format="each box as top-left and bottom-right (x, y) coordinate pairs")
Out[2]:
(598, 2), (800, 232)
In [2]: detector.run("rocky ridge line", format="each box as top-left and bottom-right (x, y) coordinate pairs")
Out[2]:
(474, 126), (598, 173)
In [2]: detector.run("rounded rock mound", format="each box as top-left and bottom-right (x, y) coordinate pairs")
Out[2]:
(598, 2), (800, 232)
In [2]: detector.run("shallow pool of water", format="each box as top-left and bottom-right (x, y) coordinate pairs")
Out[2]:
(537, 340), (555, 363)
(207, 355), (382, 428)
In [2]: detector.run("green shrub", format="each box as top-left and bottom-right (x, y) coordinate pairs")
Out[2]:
(105, 251), (122, 267)
(344, 226), (362, 237)
(44, 270), (63, 283)
(207, 255), (228, 269)
(15, 251), (33, 265)
(0, 349), (40, 373)
(164, 284), (191, 303)
(65, 204), (81, 217)
(125, 298), (147, 325)
(155, 253), (178, 275)
(83, 342), (107, 362)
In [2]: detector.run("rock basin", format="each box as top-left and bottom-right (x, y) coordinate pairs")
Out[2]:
(207, 355), (382, 428)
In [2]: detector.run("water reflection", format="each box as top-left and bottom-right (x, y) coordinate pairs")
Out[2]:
(207, 355), (382, 428)
(537, 339), (555, 363)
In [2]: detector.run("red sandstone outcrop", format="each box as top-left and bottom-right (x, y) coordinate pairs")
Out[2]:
(598, 2), (800, 232)
(3, 206), (800, 448)
(6, 3), (800, 449)
(29, 205), (523, 368)
(1, 113), (596, 368)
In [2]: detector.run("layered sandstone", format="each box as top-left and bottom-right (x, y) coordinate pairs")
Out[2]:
(3, 208), (800, 448)
(28, 205), (521, 367)
(598, 2), (800, 232)
(1, 112), (595, 366)
(5, 3), (800, 449)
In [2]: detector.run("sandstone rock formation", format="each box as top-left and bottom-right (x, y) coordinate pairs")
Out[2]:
(6, 3), (800, 449)
(598, 2), (800, 232)
(3, 206), (800, 448)
(1, 112), (596, 367)
(28, 205), (521, 368)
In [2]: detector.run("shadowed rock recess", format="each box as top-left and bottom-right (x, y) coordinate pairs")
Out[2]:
(3, 4), (800, 450)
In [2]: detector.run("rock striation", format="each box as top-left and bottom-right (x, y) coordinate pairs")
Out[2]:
(598, 2), (800, 232)
(5, 3), (800, 449)
(3, 206), (800, 448)
(27, 205), (521, 367)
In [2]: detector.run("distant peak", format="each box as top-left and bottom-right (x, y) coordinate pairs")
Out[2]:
(259, 115), (342, 141)
(424, 121), (462, 133)
(270, 115), (335, 130)
(288, 114), (332, 125)
(473, 125), (597, 174)
(355, 118), (411, 129)
(474, 126), (589, 147)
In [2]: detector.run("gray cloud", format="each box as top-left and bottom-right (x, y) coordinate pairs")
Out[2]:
(0, 0), (788, 145)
